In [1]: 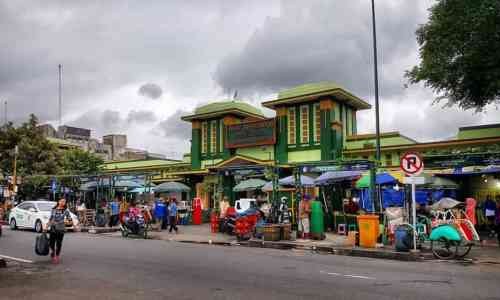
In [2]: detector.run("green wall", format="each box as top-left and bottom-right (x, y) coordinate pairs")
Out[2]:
(345, 135), (416, 150)
(236, 145), (274, 161)
(288, 149), (321, 163)
(191, 128), (201, 169)
(457, 126), (500, 140)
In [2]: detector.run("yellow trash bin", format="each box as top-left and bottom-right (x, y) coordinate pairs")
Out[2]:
(357, 215), (379, 248)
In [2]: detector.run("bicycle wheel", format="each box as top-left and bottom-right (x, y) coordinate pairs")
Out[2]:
(455, 241), (472, 259)
(431, 237), (457, 259)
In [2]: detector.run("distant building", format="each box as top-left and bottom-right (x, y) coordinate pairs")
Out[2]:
(57, 125), (91, 141)
(103, 134), (127, 160)
(38, 124), (57, 138)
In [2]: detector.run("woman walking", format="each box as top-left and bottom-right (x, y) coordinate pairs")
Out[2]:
(48, 198), (72, 264)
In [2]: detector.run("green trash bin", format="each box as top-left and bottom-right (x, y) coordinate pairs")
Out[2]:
(310, 201), (324, 240)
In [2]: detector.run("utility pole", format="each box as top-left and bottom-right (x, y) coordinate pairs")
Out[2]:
(12, 145), (18, 197)
(371, 0), (381, 163)
(58, 64), (63, 127)
(370, 0), (382, 212)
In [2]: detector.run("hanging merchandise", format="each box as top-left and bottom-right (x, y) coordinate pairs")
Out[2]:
(359, 189), (374, 212)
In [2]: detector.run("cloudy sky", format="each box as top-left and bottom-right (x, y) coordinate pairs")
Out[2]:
(1, 0), (499, 158)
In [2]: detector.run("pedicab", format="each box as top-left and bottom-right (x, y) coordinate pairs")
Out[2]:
(428, 198), (480, 259)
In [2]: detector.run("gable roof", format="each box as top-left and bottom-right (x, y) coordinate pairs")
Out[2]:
(211, 155), (273, 169)
(181, 100), (265, 121)
(262, 81), (371, 110)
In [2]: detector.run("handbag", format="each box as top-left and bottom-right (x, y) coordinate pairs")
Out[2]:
(35, 232), (50, 256)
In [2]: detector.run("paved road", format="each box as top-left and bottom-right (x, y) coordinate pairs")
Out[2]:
(1, 227), (500, 300)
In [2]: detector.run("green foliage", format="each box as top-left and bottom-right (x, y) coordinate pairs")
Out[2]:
(62, 148), (104, 175)
(406, 0), (500, 110)
(0, 114), (62, 177)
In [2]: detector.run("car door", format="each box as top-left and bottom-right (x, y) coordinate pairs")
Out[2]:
(14, 203), (28, 227)
(24, 203), (37, 228)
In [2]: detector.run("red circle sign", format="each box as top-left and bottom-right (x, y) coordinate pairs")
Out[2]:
(400, 152), (424, 176)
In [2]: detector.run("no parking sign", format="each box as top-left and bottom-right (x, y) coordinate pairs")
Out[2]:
(400, 152), (424, 176)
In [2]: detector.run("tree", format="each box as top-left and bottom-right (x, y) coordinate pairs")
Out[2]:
(406, 0), (500, 110)
(0, 114), (62, 198)
(0, 114), (62, 178)
(61, 148), (103, 175)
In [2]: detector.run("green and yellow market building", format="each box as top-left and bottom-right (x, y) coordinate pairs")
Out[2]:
(103, 81), (500, 212)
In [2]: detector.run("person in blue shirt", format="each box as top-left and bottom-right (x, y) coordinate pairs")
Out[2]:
(168, 197), (178, 233)
(108, 198), (120, 227)
(155, 198), (167, 230)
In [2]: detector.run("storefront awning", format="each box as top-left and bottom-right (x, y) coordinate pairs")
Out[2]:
(314, 170), (363, 185)
(279, 175), (315, 187)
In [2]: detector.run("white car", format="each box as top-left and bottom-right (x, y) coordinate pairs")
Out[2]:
(235, 198), (257, 214)
(9, 201), (79, 233)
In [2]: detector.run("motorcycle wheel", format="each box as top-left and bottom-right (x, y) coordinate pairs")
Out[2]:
(121, 227), (129, 238)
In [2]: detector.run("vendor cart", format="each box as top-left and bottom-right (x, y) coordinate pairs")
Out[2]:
(428, 204), (480, 259)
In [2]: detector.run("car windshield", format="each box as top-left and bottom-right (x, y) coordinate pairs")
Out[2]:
(37, 203), (55, 212)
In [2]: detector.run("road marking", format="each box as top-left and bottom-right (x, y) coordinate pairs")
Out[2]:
(343, 274), (376, 280)
(0, 254), (34, 264)
(320, 270), (375, 280)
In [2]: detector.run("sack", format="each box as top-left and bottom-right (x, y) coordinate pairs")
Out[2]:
(35, 233), (50, 256)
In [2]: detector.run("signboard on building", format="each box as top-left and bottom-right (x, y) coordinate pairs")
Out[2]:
(226, 119), (275, 149)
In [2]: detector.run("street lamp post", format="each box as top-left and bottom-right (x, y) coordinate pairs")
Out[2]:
(370, 0), (382, 212)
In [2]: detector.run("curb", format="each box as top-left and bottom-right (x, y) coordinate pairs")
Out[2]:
(82, 227), (121, 234)
(244, 239), (421, 261)
(174, 238), (422, 262)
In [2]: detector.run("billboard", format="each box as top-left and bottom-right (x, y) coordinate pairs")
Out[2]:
(226, 119), (275, 148)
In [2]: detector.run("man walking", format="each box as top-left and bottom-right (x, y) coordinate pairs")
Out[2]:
(168, 197), (178, 233)
(108, 197), (120, 227)
(155, 197), (167, 230)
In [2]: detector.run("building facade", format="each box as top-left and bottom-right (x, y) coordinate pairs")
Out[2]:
(102, 81), (500, 207)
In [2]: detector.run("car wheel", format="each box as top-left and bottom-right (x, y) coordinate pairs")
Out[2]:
(10, 218), (17, 230)
(35, 220), (43, 233)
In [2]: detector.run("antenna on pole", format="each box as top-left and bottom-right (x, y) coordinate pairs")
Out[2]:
(58, 64), (62, 127)
(3, 100), (7, 125)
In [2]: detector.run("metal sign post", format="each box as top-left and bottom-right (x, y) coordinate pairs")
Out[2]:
(400, 152), (424, 252)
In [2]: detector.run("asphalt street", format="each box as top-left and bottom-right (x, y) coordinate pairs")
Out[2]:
(1, 227), (500, 300)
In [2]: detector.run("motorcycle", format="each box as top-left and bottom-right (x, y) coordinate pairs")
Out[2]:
(120, 214), (148, 239)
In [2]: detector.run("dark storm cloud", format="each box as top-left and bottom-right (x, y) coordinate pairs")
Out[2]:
(156, 110), (191, 140)
(126, 110), (157, 123)
(138, 83), (163, 100)
(215, 1), (425, 99)
(0, 0), (275, 124)
(70, 109), (126, 137)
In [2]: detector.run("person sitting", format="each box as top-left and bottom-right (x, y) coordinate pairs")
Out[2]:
(343, 198), (359, 214)
(126, 202), (141, 233)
